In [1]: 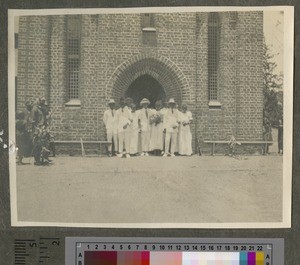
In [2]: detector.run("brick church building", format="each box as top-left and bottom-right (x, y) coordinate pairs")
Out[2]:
(15, 11), (264, 154)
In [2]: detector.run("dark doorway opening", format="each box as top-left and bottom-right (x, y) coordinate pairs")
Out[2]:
(125, 74), (166, 108)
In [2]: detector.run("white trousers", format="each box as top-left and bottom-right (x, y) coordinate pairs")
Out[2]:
(130, 130), (139, 154)
(106, 132), (118, 152)
(141, 131), (150, 152)
(165, 132), (178, 154)
(118, 130), (131, 154)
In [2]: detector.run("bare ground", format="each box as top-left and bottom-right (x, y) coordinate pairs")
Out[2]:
(16, 155), (283, 225)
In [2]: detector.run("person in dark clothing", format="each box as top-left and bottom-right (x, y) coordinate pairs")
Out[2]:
(40, 97), (52, 127)
(32, 125), (52, 165)
(39, 98), (55, 157)
(24, 101), (34, 153)
(31, 99), (43, 165)
(25, 101), (33, 132)
(30, 98), (49, 165)
(278, 119), (283, 154)
(16, 111), (31, 164)
(263, 117), (273, 155)
(32, 126), (43, 165)
(48, 134), (56, 157)
(31, 100), (44, 129)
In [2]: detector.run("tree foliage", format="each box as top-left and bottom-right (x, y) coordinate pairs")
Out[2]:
(263, 41), (283, 127)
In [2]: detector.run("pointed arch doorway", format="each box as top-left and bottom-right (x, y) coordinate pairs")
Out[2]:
(106, 54), (190, 108)
(125, 74), (166, 108)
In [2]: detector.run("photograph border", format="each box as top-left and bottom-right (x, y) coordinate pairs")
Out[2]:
(8, 5), (294, 228)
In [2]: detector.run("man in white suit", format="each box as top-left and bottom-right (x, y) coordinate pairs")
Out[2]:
(103, 99), (118, 156)
(116, 97), (132, 158)
(129, 103), (140, 155)
(160, 100), (168, 155)
(138, 98), (152, 156)
(163, 98), (180, 157)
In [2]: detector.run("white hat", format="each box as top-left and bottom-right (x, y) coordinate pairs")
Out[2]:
(108, 99), (115, 104)
(140, 98), (150, 105)
(168, 98), (176, 104)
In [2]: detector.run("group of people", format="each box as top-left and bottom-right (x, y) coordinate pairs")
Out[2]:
(16, 97), (54, 165)
(103, 97), (193, 158)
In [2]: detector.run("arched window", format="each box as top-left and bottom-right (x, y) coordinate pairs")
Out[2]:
(66, 15), (81, 104)
(208, 13), (220, 103)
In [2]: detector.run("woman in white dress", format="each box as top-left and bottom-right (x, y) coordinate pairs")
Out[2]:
(179, 104), (193, 156)
(129, 103), (140, 155)
(149, 100), (164, 156)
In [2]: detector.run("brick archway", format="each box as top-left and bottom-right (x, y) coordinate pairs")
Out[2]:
(106, 53), (189, 106)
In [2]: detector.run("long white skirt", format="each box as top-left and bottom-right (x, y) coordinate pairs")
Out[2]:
(149, 123), (164, 151)
(179, 125), (193, 155)
(130, 129), (140, 154)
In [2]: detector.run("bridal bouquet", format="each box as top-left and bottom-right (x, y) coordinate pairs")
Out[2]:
(149, 113), (164, 126)
(182, 121), (190, 126)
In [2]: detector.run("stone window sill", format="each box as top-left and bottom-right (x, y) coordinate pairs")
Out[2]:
(65, 99), (81, 108)
(208, 100), (222, 109)
(142, 27), (156, 32)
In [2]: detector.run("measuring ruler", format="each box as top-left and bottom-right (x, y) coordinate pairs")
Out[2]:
(65, 237), (284, 265)
(14, 237), (62, 265)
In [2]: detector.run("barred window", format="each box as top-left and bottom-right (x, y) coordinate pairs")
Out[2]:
(208, 13), (220, 101)
(67, 15), (81, 101)
(141, 13), (157, 47)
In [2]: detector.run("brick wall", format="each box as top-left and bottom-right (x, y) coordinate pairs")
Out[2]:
(236, 11), (264, 141)
(196, 12), (237, 143)
(16, 11), (264, 154)
(17, 16), (50, 110)
(48, 16), (70, 141)
(196, 12), (264, 145)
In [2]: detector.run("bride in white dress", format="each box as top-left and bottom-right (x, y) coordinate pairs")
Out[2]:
(179, 104), (193, 156)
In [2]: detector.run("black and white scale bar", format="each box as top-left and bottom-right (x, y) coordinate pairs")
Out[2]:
(15, 240), (35, 242)
(40, 237), (60, 240)
(15, 259), (26, 263)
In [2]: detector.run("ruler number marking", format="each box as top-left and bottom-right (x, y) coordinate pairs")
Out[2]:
(52, 240), (60, 246)
(29, 242), (37, 248)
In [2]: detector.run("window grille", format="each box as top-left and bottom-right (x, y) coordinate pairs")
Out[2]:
(67, 15), (81, 101)
(208, 13), (220, 101)
(141, 13), (157, 47)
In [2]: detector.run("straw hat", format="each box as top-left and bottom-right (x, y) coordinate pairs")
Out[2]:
(140, 98), (150, 105)
(168, 98), (176, 104)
